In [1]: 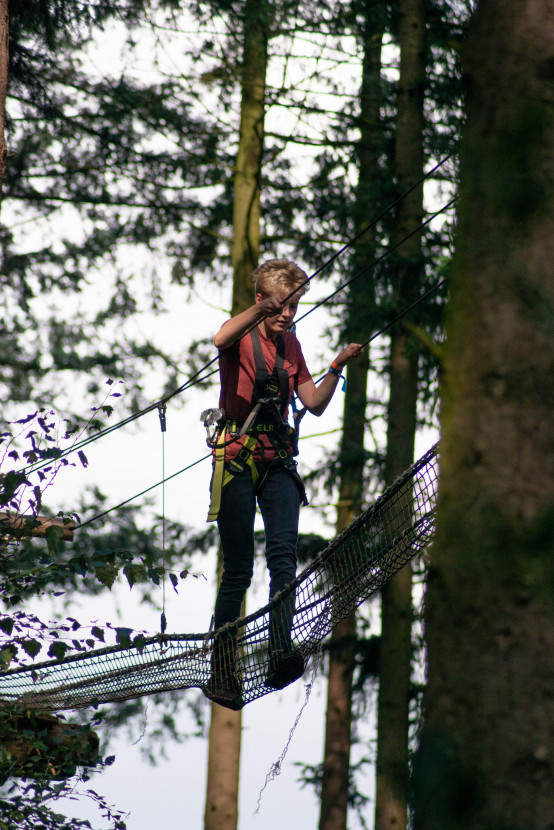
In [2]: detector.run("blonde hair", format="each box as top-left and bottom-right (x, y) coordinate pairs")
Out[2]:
(252, 259), (310, 298)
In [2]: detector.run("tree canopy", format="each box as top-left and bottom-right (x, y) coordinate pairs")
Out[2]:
(0, 0), (474, 827)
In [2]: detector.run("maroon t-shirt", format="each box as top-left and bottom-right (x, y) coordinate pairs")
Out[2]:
(218, 327), (312, 462)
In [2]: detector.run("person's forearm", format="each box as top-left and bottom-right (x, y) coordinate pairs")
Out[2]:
(297, 344), (363, 416)
(307, 372), (341, 416)
(214, 304), (264, 350)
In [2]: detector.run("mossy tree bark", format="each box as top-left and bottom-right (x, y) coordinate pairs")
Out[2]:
(0, 0), (8, 211)
(375, 1), (425, 828)
(204, 3), (269, 828)
(414, 1), (554, 828)
(204, 554), (243, 830)
(318, 4), (386, 828)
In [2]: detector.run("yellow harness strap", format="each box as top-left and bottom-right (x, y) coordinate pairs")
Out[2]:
(206, 429), (259, 522)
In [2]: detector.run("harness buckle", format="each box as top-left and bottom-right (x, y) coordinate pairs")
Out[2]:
(227, 458), (244, 475)
(256, 396), (281, 408)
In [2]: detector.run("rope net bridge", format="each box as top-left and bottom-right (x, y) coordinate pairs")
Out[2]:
(0, 445), (439, 712)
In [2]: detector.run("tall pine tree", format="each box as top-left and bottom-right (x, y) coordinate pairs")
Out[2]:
(319, 3), (387, 828)
(204, 3), (269, 826)
(375, 1), (425, 828)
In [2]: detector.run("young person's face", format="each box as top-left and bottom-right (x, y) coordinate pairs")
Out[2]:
(256, 290), (299, 338)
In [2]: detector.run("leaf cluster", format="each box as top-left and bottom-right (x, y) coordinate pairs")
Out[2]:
(3, 2), (234, 411)
(0, 609), (155, 669)
(0, 397), (213, 825)
(0, 765), (127, 830)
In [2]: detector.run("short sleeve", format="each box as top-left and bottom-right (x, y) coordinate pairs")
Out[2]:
(293, 337), (312, 389)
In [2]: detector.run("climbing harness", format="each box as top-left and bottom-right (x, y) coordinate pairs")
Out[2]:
(204, 329), (308, 522)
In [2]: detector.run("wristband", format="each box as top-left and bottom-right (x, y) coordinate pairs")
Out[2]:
(328, 363), (346, 391)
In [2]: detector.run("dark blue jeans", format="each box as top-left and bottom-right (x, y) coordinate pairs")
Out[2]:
(214, 462), (301, 653)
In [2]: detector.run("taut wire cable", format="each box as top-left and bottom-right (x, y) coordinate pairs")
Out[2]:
(18, 154), (455, 479)
(75, 215), (452, 530)
(76, 453), (213, 530)
(293, 196), (457, 328)
(295, 152), (455, 289)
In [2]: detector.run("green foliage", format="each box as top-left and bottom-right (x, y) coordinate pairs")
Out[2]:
(0, 401), (197, 825)
(295, 756), (372, 830)
(7, 490), (215, 603)
(4, 0), (368, 416)
(0, 386), (220, 826)
(0, 707), (101, 781)
(3, 1), (230, 410)
(0, 766), (129, 830)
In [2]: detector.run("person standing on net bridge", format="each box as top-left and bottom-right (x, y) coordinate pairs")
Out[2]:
(202, 258), (363, 710)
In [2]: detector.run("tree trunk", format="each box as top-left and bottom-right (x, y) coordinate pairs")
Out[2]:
(204, 4), (268, 827)
(414, 2), (554, 829)
(375, 2), (425, 829)
(204, 702), (242, 825)
(319, 5), (385, 828)
(204, 550), (244, 830)
(0, 0), (8, 209)
(230, 0), (268, 316)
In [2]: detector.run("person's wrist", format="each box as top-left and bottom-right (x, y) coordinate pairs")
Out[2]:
(329, 360), (343, 378)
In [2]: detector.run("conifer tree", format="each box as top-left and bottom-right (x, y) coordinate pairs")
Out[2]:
(319, 3), (387, 828)
(204, 3), (269, 827)
(296, 2), (466, 824)
(375, 2), (425, 828)
(2, 0), (227, 410)
(0, 0), (7, 204)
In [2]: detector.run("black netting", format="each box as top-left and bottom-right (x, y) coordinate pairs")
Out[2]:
(0, 445), (439, 711)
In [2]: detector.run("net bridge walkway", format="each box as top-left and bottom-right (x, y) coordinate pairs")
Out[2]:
(0, 444), (439, 712)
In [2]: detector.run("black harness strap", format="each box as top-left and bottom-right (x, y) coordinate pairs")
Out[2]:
(249, 328), (289, 417)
